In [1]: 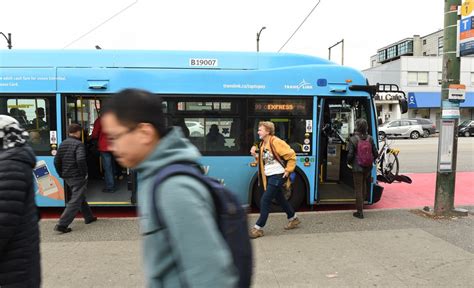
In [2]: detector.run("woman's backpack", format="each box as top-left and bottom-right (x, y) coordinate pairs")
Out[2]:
(355, 135), (374, 168)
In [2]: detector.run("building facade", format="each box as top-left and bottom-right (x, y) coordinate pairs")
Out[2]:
(364, 30), (474, 128)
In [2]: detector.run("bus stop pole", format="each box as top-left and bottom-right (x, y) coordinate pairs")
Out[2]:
(434, 0), (467, 216)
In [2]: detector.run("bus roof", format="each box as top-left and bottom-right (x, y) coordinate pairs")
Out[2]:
(0, 50), (369, 96)
(0, 50), (333, 70)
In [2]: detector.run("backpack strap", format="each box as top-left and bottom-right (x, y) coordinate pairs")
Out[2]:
(151, 163), (232, 288)
(268, 136), (286, 169)
(151, 163), (206, 288)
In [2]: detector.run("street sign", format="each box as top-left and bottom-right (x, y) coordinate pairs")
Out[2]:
(460, 0), (474, 56)
(448, 84), (466, 102)
(441, 100), (460, 119)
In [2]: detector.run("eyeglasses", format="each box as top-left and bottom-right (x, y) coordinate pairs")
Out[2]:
(106, 127), (136, 145)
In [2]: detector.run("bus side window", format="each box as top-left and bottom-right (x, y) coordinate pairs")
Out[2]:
(5, 97), (56, 155)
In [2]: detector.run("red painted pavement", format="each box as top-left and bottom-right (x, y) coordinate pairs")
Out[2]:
(41, 172), (474, 218)
(370, 172), (474, 209)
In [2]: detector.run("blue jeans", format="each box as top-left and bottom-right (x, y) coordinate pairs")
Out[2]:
(101, 152), (115, 190)
(256, 174), (295, 228)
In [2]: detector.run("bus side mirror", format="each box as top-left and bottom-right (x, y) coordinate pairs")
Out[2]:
(399, 98), (408, 114)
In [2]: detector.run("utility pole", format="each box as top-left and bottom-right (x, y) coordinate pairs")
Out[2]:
(433, 0), (467, 216)
(256, 26), (266, 52)
(328, 39), (344, 65)
(0, 32), (12, 49)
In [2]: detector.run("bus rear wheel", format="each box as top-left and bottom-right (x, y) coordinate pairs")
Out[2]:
(252, 170), (307, 212)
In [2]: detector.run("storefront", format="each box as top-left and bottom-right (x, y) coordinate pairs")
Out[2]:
(407, 92), (474, 128)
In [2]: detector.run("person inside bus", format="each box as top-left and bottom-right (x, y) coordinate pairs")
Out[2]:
(9, 108), (29, 128)
(249, 121), (300, 239)
(206, 124), (225, 151)
(100, 89), (238, 287)
(0, 115), (41, 288)
(29, 130), (50, 152)
(91, 113), (116, 193)
(347, 118), (378, 219)
(30, 107), (48, 130)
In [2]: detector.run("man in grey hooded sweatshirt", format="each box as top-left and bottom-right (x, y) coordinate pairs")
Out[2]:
(101, 89), (238, 288)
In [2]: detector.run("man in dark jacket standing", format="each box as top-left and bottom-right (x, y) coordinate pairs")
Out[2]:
(347, 118), (378, 219)
(54, 124), (96, 233)
(0, 115), (41, 288)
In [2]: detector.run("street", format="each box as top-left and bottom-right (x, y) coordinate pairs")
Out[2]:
(39, 208), (474, 287)
(380, 136), (474, 173)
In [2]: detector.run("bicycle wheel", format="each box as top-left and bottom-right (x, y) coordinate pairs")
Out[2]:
(380, 153), (399, 176)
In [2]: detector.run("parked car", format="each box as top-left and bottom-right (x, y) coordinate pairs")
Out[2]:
(458, 120), (474, 137)
(185, 121), (204, 136)
(407, 118), (437, 137)
(378, 119), (424, 139)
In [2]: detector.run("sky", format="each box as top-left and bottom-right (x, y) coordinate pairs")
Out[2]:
(0, 0), (445, 70)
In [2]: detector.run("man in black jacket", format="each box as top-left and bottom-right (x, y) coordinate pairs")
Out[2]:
(54, 123), (96, 233)
(0, 115), (41, 288)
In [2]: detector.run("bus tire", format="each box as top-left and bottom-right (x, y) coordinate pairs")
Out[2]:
(250, 168), (307, 212)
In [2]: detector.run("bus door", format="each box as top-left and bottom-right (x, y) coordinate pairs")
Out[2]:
(64, 95), (134, 205)
(316, 96), (372, 204)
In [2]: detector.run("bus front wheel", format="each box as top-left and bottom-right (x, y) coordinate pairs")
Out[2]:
(251, 170), (307, 212)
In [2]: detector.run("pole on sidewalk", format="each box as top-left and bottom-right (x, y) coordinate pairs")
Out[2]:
(434, 0), (467, 217)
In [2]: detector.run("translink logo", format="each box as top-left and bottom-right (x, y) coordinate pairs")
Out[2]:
(284, 79), (313, 90)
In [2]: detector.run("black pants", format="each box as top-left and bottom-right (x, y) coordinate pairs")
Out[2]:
(352, 171), (369, 213)
(58, 178), (94, 227)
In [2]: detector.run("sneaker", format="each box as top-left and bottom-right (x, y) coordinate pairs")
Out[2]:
(353, 212), (364, 219)
(249, 227), (264, 239)
(85, 217), (98, 224)
(54, 225), (72, 233)
(284, 217), (301, 230)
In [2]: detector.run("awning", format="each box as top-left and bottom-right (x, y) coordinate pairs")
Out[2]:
(408, 92), (474, 108)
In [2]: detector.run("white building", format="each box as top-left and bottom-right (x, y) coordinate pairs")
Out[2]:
(364, 30), (474, 128)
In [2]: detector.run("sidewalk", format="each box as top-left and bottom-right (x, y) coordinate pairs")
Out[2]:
(40, 207), (474, 287)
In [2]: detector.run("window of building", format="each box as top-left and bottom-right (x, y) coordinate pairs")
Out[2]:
(408, 72), (429, 86)
(407, 41), (413, 53)
(387, 46), (397, 59)
(423, 39), (427, 45)
(438, 72), (443, 86)
(397, 41), (413, 55)
(438, 37), (444, 56)
(378, 50), (386, 62)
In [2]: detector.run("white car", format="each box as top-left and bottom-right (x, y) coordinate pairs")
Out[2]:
(379, 120), (424, 139)
(185, 121), (204, 136)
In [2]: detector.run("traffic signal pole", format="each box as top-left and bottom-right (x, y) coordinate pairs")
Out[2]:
(434, 0), (467, 216)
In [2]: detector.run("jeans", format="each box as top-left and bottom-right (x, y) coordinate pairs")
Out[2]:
(256, 174), (295, 228)
(101, 152), (115, 190)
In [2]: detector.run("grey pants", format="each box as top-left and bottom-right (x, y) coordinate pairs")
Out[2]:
(58, 178), (94, 227)
(352, 171), (369, 213)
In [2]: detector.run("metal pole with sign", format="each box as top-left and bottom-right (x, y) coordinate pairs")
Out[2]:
(433, 0), (467, 217)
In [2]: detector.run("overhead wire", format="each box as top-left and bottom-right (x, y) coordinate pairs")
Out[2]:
(63, 0), (139, 49)
(278, 0), (321, 52)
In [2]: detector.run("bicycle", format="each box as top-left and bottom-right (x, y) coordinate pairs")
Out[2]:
(376, 137), (399, 177)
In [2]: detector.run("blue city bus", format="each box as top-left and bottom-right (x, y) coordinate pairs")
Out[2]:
(0, 50), (405, 210)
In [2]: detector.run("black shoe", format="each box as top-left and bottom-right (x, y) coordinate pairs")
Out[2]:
(54, 225), (72, 233)
(85, 217), (98, 224)
(353, 212), (364, 219)
(102, 188), (115, 193)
